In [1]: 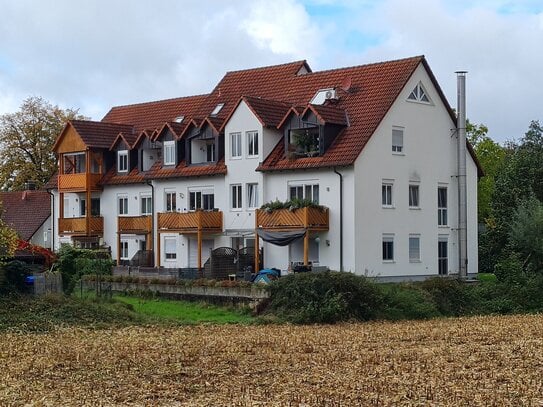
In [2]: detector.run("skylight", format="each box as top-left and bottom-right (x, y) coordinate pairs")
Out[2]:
(174, 116), (184, 123)
(310, 88), (336, 105)
(407, 82), (431, 103)
(210, 103), (224, 116)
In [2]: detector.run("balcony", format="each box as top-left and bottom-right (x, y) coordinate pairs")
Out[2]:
(58, 217), (104, 235)
(118, 216), (152, 235)
(157, 211), (223, 233)
(58, 173), (102, 192)
(256, 206), (329, 231)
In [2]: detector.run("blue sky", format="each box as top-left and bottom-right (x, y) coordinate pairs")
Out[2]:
(0, 0), (542, 143)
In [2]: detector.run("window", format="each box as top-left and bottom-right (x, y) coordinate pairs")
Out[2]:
(231, 184), (242, 209)
(118, 195), (128, 215)
(407, 82), (430, 103)
(189, 190), (214, 211)
(438, 187), (448, 226)
(164, 237), (176, 260)
(382, 235), (394, 261)
(409, 235), (421, 262)
(382, 183), (393, 207)
(409, 184), (420, 208)
(80, 198), (100, 216)
(164, 141), (175, 165)
(231, 132), (241, 158)
(206, 142), (215, 162)
(120, 240), (129, 260)
(141, 195), (152, 215)
(392, 127), (403, 153)
(247, 183), (259, 208)
(247, 131), (258, 157)
(438, 237), (448, 275)
(289, 127), (320, 157)
(118, 150), (128, 172)
(211, 103), (224, 116)
(289, 183), (319, 203)
(63, 198), (69, 217)
(165, 191), (176, 212)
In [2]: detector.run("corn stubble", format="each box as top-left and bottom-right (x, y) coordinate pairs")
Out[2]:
(1, 314), (542, 406)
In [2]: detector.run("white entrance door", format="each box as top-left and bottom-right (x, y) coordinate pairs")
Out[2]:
(188, 239), (214, 267)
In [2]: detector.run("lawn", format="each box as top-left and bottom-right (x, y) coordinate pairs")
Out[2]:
(1, 314), (542, 405)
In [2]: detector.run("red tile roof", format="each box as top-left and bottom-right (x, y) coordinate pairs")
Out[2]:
(99, 167), (147, 186)
(67, 120), (135, 149)
(302, 104), (348, 126)
(144, 159), (227, 180)
(102, 95), (208, 131)
(221, 96), (293, 130)
(0, 191), (51, 241)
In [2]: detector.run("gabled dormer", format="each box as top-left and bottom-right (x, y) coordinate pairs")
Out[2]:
(154, 122), (186, 168)
(278, 104), (348, 159)
(132, 129), (161, 172)
(110, 132), (138, 175)
(186, 117), (222, 165)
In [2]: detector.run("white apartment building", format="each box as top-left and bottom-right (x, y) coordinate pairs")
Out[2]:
(48, 56), (481, 280)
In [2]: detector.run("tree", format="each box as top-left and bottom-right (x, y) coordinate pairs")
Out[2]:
(509, 197), (543, 272)
(0, 97), (87, 190)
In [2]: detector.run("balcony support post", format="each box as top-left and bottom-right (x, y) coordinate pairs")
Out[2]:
(85, 150), (91, 237)
(117, 217), (121, 266)
(197, 228), (203, 271)
(303, 207), (309, 266)
(157, 232), (161, 267)
(255, 231), (260, 273)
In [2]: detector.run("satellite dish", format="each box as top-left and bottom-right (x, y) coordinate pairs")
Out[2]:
(341, 76), (352, 92)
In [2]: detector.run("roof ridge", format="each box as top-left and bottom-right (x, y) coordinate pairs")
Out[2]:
(302, 55), (424, 76)
(71, 119), (133, 127)
(243, 95), (292, 105)
(224, 60), (307, 75)
(105, 93), (209, 111)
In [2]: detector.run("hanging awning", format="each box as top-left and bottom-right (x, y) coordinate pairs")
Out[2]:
(256, 229), (306, 246)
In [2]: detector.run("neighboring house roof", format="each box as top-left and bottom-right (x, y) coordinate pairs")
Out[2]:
(0, 191), (51, 241)
(102, 94), (208, 131)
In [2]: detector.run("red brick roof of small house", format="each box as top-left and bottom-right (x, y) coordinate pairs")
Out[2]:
(0, 191), (51, 241)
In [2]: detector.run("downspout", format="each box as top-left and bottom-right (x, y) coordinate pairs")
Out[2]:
(456, 71), (468, 279)
(145, 180), (155, 267)
(47, 190), (55, 251)
(333, 167), (343, 272)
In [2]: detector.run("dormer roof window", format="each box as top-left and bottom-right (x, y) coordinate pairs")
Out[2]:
(174, 115), (184, 123)
(407, 82), (431, 103)
(310, 88), (337, 105)
(117, 150), (128, 173)
(210, 103), (224, 116)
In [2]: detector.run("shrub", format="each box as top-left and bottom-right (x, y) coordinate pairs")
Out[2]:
(266, 271), (382, 324)
(0, 260), (33, 293)
(379, 283), (440, 320)
(419, 277), (472, 316)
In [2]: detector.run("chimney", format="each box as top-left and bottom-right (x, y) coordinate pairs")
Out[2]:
(24, 180), (36, 191)
(456, 71), (468, 279)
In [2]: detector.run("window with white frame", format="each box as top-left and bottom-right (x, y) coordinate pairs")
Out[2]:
(230, 132), (241, 158)
(165, 190), (176, 212)
(382, 182), (393, 207)
(409, 235), (421, 262)
(189, 189), (214, 211)
(289, 183), (319, 203)
(164, 141), (175, 165)
(206, 142), (215, 162)
(63, 198), (70, 217)
(407, 82), (431, 103)
(382, 235), (394, 261)
(247, 183), (259, 208)
(164, 237), (176, 260)
(120, 240), (129, 260)
(231, 184), (242, 209)
(438, 187), (448, 226)
(438, 237), (448, 275)
(392, 127), (404, 153)
(118, 150), (128, 172)
(118, 195), (128, 215)
(409, 184), (420, 208)
(247, 131), (258, 157)
(141, 195), (152, 215)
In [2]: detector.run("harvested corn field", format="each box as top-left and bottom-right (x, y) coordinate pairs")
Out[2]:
(1, 314), (543, 406)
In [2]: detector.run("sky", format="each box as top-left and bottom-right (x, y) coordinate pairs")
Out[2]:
(1, 0), (542, 143)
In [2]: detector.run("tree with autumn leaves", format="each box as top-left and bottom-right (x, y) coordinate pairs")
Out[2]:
(0, 96), (87, 190)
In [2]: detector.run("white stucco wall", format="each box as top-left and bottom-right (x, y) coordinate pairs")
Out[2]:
(29, 216), (51, 249)
(352, 63), (478, 278)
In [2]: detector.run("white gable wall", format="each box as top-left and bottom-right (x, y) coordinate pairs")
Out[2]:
(352, 63), (478, 279)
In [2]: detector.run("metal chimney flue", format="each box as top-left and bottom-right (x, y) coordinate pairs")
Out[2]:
(456, 71), (468, 279)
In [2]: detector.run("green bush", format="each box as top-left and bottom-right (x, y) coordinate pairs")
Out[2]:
(0, 261), (33, 294)
(379, 283), (440, 320)
(266, 271), (382, 324)
(420, 277), (472, 316)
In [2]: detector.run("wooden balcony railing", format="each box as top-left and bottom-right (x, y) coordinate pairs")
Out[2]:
(157, 211), (223, 233)
(58, 217), (104, 235)
(58, 173), (102, 192)
(118, 216), (152, 234)
(256, 206), (329, 230)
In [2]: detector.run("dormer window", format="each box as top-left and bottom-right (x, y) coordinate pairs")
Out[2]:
(117, 150), (128, 172)
(288, 127), (320, 157)
(407, 82), (431, 103)
(210, 103), (224, 116)
(164, 140), (176, 165)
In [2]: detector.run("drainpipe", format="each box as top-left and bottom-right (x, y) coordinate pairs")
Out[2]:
(145, 180), (155, 267)
(333, 167), (343, 272)
(456, 71), (468, 279)
(47, 190), (55, 250)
